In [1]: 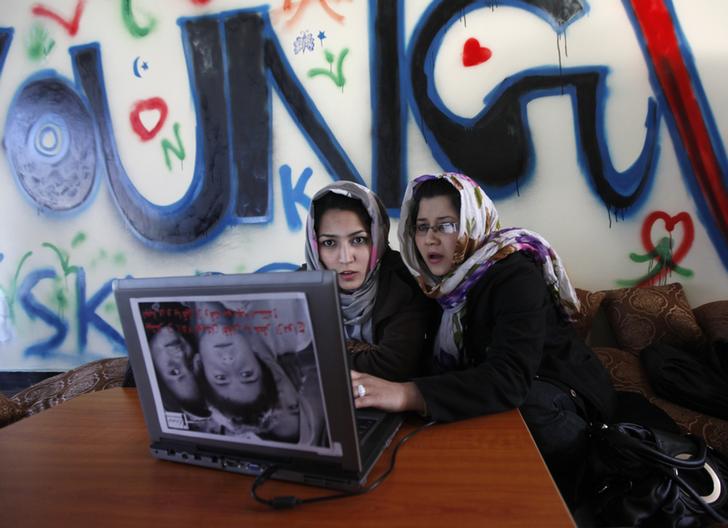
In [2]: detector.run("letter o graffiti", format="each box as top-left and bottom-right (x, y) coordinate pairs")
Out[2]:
(4, 75), (96, 212)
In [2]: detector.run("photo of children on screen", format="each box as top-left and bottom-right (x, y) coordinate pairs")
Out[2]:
(139, 295), (329, 448)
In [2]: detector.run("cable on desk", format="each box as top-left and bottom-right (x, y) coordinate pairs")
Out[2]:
(251, 420), (437, 509)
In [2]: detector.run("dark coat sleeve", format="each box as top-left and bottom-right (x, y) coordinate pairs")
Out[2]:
(414, 253), (549, 421)
(347, 249), (437, 382)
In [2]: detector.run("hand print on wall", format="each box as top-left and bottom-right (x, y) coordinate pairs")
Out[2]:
(26, 24), (55, 61)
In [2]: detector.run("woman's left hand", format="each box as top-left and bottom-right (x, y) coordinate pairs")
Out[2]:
(350, 370), (426, 414)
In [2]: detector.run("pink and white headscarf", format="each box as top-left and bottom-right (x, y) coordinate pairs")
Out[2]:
(305, 181), (390, 343)
(397, 173), (580, 370)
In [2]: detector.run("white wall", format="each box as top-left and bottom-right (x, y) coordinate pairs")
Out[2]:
(0, 0), (726, 370)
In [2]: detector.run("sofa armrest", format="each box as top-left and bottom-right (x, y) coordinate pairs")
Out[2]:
(0, 392), (24, 427)
(9, 357), (129, 418)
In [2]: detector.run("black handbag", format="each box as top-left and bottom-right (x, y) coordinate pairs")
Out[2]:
(588, 422), (728, 527)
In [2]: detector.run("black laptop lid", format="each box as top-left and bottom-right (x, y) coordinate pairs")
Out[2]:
(114, 271), (364, 473)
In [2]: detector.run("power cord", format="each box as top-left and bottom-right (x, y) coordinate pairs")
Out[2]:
(251, 420), (437, 509)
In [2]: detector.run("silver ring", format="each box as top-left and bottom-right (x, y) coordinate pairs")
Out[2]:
(356, 384), (366, 398)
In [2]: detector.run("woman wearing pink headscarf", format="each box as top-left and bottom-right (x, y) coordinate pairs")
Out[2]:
(303, 181), (436, 381)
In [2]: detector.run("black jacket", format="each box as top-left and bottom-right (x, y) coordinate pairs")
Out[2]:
(304, 248), (437, 381)
(350, 248), (436, 380)
(414, 252), (617, 422)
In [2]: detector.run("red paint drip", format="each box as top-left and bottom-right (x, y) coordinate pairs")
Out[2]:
(638, 210), (694, 286)
(629, 0), (728, 241)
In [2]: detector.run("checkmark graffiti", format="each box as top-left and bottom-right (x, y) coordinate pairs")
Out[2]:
(31, 0), (85, 37)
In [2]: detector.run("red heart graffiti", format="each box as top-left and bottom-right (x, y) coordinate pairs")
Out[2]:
(32, 0), (85, 37)
(462, 38), (492, 67)
(641, 211), (694, 265)
(129, 97), (169, 142)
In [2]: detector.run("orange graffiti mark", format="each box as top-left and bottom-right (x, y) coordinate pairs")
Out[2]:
(275, 0), (351, 28)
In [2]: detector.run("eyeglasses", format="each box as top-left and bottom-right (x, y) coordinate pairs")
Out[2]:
(413, 222), (459, 236)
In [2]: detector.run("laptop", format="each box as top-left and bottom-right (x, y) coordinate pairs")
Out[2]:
(113, 270), (402, 491)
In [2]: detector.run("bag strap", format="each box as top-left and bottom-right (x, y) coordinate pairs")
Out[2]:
(599, 423), (707, 469)
(668, 464), (728, 524)
(594, 422), (728, 524)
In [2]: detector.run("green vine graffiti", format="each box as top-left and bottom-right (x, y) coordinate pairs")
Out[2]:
(616, 236), (694, 288)
(26, 23), (55, 61)
(42, 242), (80, 278)
(1, 233), (127, 329)
(308, 48), (349, 88)
(71, 232), (87, 248)
(89, 248), (126, 270)
(162, 122), (186, 171)
(42, 242), (80, 318)
(0, 251), (34, 322)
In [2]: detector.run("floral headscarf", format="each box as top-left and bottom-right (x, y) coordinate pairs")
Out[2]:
(397, 173), (580, 371)
(305, 181), (390, 343)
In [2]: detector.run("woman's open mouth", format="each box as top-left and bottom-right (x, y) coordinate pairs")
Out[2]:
(427, 253), (444, 265)
(339, 270), (359, 282)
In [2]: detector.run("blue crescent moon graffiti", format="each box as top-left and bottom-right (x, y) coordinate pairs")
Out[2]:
(132, 56), (148, 78)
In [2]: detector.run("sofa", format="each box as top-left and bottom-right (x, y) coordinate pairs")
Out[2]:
(0, 356), (128, 428)
(573, 282), (728, 455)
(2, 282), (727, 457)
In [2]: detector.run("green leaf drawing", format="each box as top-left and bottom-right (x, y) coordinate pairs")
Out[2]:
(308, 48), (349, 88)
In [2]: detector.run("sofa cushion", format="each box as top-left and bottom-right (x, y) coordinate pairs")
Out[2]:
(600, 283), (704, 355)
(693, 300), (728, 342)
(572, 288), (607, 340)
(10, 357), (128, 417)
(0, 392), (24, 427)
(593, 346), (728, 455)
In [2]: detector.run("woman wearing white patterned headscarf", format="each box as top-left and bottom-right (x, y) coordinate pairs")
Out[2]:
(351, 173), (618, 509)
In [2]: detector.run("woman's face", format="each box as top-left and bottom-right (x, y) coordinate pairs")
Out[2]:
(317, 209), (372, 292)
(197, 330), (264, 407)
(414, 195), (460, 277)
(150, 326), (201, 407)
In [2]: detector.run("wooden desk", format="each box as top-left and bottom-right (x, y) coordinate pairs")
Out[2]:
(0, 388), (573, 527)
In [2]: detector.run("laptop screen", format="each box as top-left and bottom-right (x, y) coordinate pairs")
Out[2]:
(129, 292), (340, 456)
(115, 271), (373, 467)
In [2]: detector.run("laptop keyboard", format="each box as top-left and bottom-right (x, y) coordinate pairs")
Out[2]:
(356, 416), (377, 440)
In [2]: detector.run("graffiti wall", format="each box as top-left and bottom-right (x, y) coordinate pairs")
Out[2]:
(0, 0), (726, 371)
